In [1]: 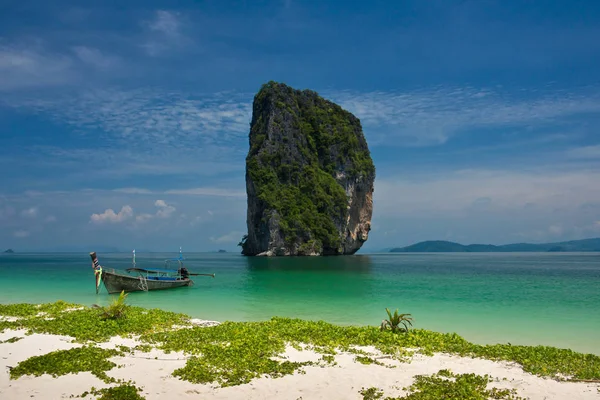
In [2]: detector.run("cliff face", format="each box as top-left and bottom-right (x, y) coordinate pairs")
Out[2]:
(241, 82), (375, 256)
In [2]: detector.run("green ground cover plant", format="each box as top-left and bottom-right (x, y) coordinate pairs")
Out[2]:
(79, 383), (146, 400)
(359, 369), (525, 399)
(9, 345), (122, 382)
(4, 302), (600, 389)
(0, 302), (190, 341)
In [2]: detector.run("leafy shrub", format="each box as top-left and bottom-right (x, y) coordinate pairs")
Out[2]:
(380, 308), (413, 333)
(98, 291), (129, 320)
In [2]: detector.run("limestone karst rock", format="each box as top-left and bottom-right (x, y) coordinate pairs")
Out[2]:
(240, 81), (375, 256)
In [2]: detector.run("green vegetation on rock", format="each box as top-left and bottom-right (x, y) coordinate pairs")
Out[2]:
(243, 81), (375, 255)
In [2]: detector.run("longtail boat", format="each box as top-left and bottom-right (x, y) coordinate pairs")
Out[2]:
(89, 248), (214, 294)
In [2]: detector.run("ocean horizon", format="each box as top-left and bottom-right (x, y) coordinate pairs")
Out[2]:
(1, 251), (598, 356)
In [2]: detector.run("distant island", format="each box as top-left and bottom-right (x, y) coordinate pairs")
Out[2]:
(217, 249), (227, 253)
(390, 238), (600, 253)
(3, 249), (15, 253)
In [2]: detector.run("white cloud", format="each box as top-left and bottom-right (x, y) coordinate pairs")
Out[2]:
(6, 89), (252, 150)
(148, 10), (181, 37)
(131, 200), (176, 223)
(11, 146), (242, 187)
(165, 187), (245, 197)
(13, 230), (30, 238)
(0, 38), (123, 92)
(374, 168), (600, 218)
(12, 83), (595, 162)
(135, 213), (153, 223)
(328, 86), (600, 146)
(210, 230), (245, 244)
(113, 188), (154, 194)
(90, 205), (133, 223)
(0, 43), (73, 91)
(21, 207), (38, 218)
(155, 199), (176, 218)
(548, 225), (563, 235)
(142, 10), (189, 56)
(45, 215), (57, 223)
(567, 145), (600, 160)
(72, 46), (119, 70)
(0, 202), (15, 220)
(155, 200), (168, 207)
(111, 187), (245, 198)
(0, 204), (15, 220)
(514, 224), (583, 242)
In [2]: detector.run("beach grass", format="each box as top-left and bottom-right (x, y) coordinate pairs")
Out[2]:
(2, 301), (600, 390)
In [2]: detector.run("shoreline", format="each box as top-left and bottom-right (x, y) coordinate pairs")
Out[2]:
(1, 298), (598, 358)
(1, 301), (600, 399)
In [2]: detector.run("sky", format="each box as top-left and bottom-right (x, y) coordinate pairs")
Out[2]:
(1, 0), (600, 252)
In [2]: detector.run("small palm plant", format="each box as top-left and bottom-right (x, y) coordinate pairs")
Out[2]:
(380, 308), (413, 333)
(100, 290), (129, 320)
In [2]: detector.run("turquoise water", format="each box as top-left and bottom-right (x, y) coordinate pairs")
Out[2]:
(1, 252), (599, 355)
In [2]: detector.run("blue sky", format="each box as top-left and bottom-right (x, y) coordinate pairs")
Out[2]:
(1, 0), (600, 252)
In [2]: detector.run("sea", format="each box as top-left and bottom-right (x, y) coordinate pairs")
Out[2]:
(0, 252), (598, 355)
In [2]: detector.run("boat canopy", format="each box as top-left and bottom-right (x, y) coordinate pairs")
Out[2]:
(126, 267), (181, 274)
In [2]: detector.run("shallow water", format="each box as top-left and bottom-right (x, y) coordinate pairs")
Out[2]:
(1, 252), (598, 355)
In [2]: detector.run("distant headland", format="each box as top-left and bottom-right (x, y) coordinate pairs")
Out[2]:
(3, 249), (15, 253)
(389, 238), (600, 252)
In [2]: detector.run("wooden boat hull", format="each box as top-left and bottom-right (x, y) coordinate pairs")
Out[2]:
(101, 269), (193, 294)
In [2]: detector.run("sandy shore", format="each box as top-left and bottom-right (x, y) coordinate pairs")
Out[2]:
(1, 327), (599, 399)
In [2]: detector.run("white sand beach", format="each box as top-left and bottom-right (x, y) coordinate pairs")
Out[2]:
(1, 327), (599, 400)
